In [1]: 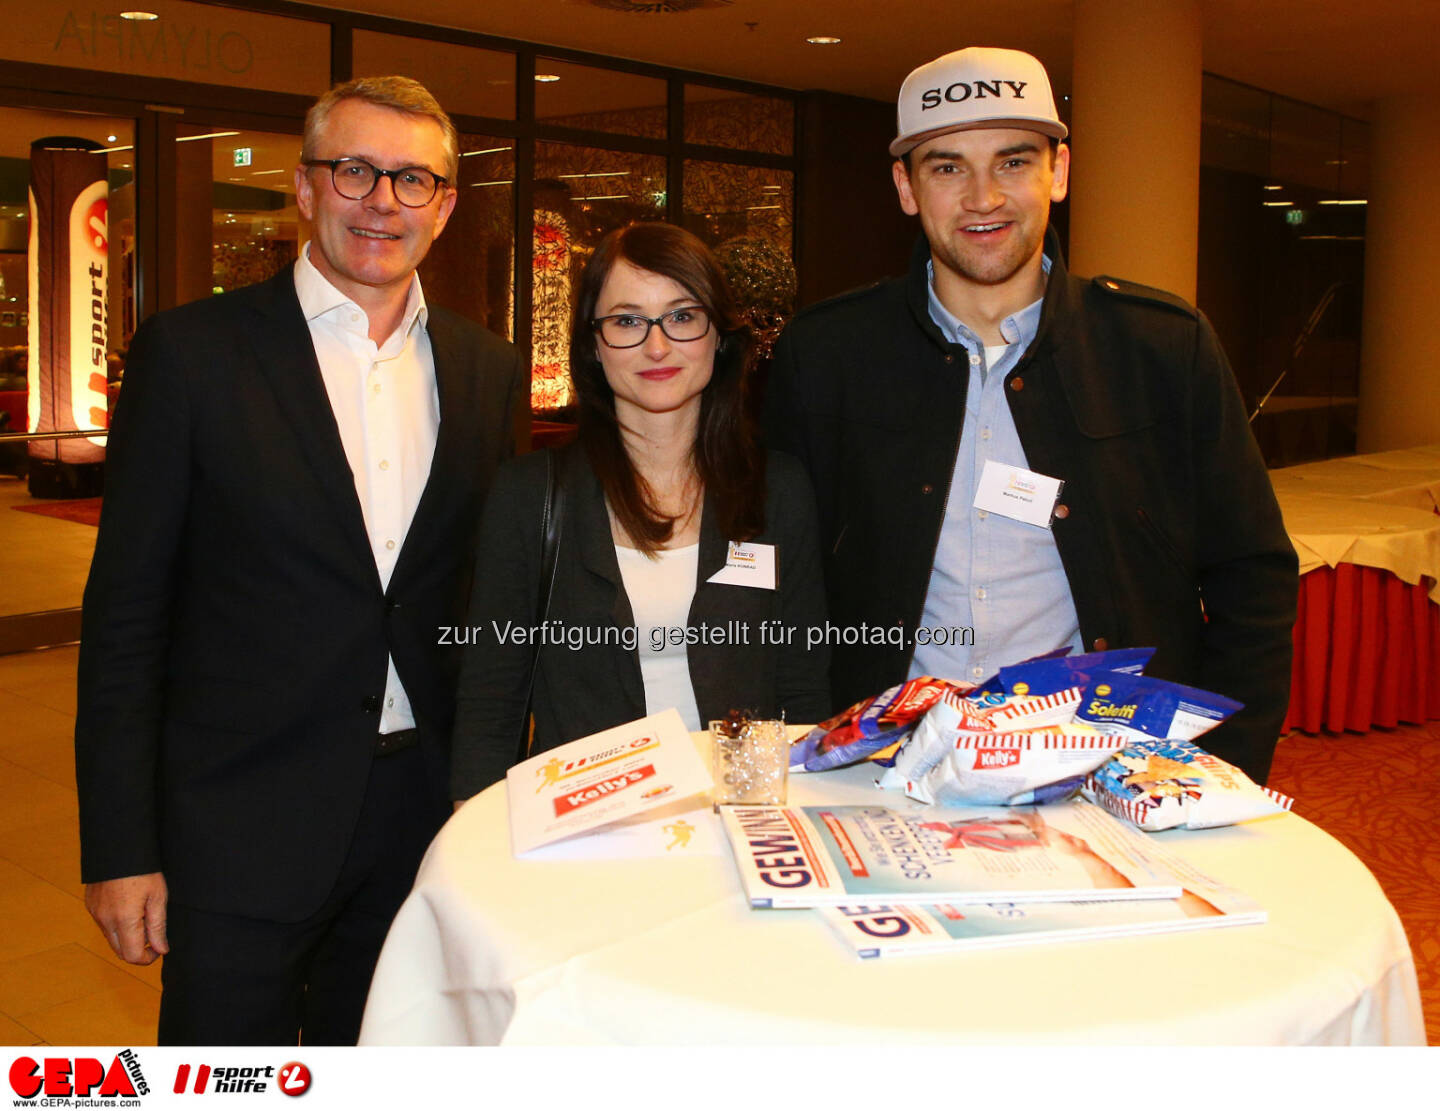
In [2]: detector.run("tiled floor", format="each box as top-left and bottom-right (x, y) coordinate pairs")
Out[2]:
(0, 645), (163, 1046)
(0, 643), (1435, 1045)
(0, 477), (96, 615)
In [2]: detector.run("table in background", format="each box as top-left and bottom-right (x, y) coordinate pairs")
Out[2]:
(1270, 447), (1440, 734)
(359, 754), (1424, 1046)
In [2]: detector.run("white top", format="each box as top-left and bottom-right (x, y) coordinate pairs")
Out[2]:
(294, 244), (439, 734)
(615, 543), (702, 731)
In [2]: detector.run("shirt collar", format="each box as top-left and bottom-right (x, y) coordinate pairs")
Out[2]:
(293, 241), (429, 338)
(925, 254), (1050, 351)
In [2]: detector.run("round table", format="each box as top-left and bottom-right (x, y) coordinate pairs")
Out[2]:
(359, 751), (1424, 1046)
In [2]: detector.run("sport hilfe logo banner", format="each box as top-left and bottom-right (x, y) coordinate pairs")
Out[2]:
(28, 137), (109, 480)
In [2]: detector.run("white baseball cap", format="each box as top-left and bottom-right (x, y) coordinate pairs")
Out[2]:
(891, 46), (1067, 158)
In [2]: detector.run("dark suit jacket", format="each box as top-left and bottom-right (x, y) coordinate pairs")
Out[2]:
(449, 447), (833, 796)
(75, 265), (524, 921)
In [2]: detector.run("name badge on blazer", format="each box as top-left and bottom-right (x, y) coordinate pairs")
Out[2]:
(706, 541), (776, 589)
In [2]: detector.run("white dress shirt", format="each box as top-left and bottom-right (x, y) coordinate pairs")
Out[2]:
(294, 244), (439, 734)
(908, 257), (1084, 686)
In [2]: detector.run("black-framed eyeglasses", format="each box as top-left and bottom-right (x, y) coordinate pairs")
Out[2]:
(304, 157), (448, 208)
(592, 307), (713, 349)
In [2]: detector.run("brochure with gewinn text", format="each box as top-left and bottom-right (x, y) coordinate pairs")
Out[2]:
(719, 798), (1184, 908)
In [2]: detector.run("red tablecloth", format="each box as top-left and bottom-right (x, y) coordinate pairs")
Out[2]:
(1285, 563), (1440, 734)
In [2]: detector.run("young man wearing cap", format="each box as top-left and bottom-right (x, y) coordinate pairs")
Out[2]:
(766, 47), (1297, 783)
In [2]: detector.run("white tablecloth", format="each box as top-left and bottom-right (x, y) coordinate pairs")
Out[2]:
(1272, 488), (1440, 602)
(1270, 447), (1440, 515)
(360, 745), (1423, 1046)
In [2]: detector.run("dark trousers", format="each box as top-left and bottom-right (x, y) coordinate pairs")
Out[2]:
(157, 742), (442, 1045)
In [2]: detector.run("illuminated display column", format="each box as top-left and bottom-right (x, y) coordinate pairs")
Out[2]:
(1069, 0), (1202, 301)
(28, 136), (109, 498)
(531, 210), (573, 412)
(1357, 95), (1440, 450)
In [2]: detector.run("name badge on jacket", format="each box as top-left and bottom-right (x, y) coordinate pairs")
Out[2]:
(973, 459), (1065, 528)
(706, 541), (776, 589)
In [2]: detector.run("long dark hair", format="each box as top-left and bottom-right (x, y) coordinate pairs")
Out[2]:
(569, 222), (765, 553)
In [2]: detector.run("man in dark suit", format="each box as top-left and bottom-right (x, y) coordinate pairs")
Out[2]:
(75, 76), (525, 1045)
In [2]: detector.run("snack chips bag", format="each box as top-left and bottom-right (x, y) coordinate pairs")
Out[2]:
(1072, 671), (1241, 743)
(985, 647), (1156, 699)
(1084, 737), (1294, 831)
(790, 676), (968, 773)
(903, 726), (1127, 807)
(877, 685), (1086, 791)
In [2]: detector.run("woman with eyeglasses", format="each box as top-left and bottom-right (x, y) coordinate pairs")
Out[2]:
(450, 221), (831, 798)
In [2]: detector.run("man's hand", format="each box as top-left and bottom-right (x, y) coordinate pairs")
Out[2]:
(85, 873), (169, 964)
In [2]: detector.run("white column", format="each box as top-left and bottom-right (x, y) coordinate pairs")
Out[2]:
(1069, 0), (1202, 300)
(1357, 95), (1440, 451)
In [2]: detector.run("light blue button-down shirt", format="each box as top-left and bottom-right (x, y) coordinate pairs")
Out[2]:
(909, 259), (1084, 685)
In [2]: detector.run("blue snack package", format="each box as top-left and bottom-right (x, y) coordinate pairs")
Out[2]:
(971, 647), (1074, 696)
(995, 647), (1156, 699)
(1073, 671), (1241, 742)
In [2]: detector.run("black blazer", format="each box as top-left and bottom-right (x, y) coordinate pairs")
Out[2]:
(449, 448), (833, 797)
(75, 266), (524, 921)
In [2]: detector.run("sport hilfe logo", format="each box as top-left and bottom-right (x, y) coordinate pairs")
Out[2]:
(171, 1061), (311, 1096)
(278, 1062), (311, 1097)
(9, 1051), (147, 1098)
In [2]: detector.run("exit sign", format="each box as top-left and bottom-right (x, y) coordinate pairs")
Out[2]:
(233, 147), (252, 167)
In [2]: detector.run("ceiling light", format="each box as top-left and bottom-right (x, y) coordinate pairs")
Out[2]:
(1262, 201), (1294, 207)
(535, 74), (561, 83)
(1318, 198), (1367, 206)
(462, 147), (513, 156)
(806, 36), (842, 45)
(176, 131), (241, 143)
(1263, 184), (1283, 190)
(106, 134), (117, 142)
(120, 10), (159, 19)
(252, 169), (284, 176)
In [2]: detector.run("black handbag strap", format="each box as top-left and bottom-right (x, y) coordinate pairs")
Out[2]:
(518, 446), (566, 761)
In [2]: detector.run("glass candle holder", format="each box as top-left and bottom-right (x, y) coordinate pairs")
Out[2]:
(710, 717), (789, 809)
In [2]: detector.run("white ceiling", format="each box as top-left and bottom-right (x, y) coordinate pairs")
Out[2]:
(305, 0), (1440, 119)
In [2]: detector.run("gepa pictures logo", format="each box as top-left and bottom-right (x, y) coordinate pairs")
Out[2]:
(8, 1049), (147, 1098)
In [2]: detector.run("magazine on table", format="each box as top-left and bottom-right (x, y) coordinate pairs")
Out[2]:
(719, 798), (1186, 908)
(818, 836), (1265, 958)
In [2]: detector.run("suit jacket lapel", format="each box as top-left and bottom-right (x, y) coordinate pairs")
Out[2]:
(695, 494), (729, 593)
(391, 310), (466, 581)
(570, 464), (648, 710)
(249, 267), (378, 582)
(573, 464), (633, 629)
